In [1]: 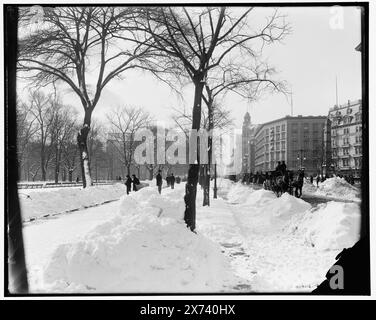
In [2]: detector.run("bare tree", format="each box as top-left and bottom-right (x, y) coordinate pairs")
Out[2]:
(18, 7), (156, 187)
(50, 104), (78, 183)
(106, 106), (153, 176)
(27, 91), (57, 181)
(16, 100), (39, 178)
(134, 7), (289, 230)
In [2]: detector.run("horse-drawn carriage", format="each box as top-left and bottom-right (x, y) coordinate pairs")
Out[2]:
(263, 169), (305, 198)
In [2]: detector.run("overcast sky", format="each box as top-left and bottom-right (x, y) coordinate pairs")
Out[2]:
(17, 5), (362, 129)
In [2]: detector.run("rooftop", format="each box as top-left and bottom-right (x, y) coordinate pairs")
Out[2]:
(329, 99), (362, 112)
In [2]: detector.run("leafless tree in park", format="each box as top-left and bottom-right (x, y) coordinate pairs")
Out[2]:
(17, 6), (158, 187)
(132, 7), (289, 230)
(172, 102), (234, 206)
(16, 100), (39, 175)
(27, 91), (57, 181)
(200, 62), (289, 205)
(106, 106), (153, 176)
(87, 119), (107, 182)
(49, 104), (78, 183)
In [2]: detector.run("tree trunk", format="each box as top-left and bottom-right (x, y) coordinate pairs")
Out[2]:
(54, 144), (59, 184)
(41, 150), (46, 181)
(77, 110), (93, 188)
(202, 164), (210, 206)
(213, 163), (218, 199)
(203, 101), (213, 206)
(184, 78), (204, 231)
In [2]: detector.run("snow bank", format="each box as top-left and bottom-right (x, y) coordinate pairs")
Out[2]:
(19, 183), (128, 222)
(288, 201), (361, 251)
(244, 189), (276, 207)
(303, 177), (360, 201)
(42, 185), (240, 293)
(265, 193), (312, 220)
(227, 182), (255, 204)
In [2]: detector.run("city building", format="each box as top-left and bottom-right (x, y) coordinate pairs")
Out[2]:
(251, 115), (327, 175)
(327, 99), (362, 178)
(241, 112), (260, 174)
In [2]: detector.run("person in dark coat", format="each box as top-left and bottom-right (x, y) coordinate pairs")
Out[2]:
(316, 175), (320, 187)
(156, 170), (163, 194)
(125, 175), (132, 195)
(132, 174), (140, 191)
(176, 176), (181, 184)
(310, 175), (314, 184)
(170, 173), (175, 189)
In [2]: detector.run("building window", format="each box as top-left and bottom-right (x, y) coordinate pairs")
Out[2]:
(276, 133), (280, 140)
(276, 142), (280, 151)
(282, 124), (286, 131)
(281, 132), (286, 139)
(276, 126), (280, 133)
(343, 147), (349, 155)
(281, 141), (286, 150)
(342, 158), (349, 167)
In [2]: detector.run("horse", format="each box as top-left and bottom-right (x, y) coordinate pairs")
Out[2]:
(291, 171), (304, 198)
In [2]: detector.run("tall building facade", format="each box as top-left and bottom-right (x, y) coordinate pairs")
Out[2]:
(327, 99), (362, 178)
(241, 112), (260, 174)
(252, 115), (327, 175)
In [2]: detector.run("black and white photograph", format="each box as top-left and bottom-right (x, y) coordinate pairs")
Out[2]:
(3, 1), (374, 299)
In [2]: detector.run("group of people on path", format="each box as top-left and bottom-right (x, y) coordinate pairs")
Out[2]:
(125, 170), (181, 195)
(124, 174), (140, 195)
(156, 171), (181, 194)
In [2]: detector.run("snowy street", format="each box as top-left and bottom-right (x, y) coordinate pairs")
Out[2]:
(20, 177), (361, 293)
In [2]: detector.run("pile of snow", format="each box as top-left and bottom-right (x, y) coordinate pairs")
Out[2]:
(19, 183), (128, 222)
(227, 182), (254, 204)
(288, 201), (361, 251)
(303, 177), (360, 201)
(265, 193), (312, 220)
(42, 185), (240, 293)
(243, 189), (276, 207)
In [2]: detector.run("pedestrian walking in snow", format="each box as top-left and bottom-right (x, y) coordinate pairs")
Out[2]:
(125, 175), (132, 195)
(170, 173), (175, 189)
(316, 175), (320, 187)
(310, 175), (313, 184)
(156, 170), (163, 194)
(132, 174), (140, 191)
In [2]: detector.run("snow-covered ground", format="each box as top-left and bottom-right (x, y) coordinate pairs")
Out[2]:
(303, 177), (361, 202)
(21, 178), (361, 293)
(19, 183), (128, 222)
